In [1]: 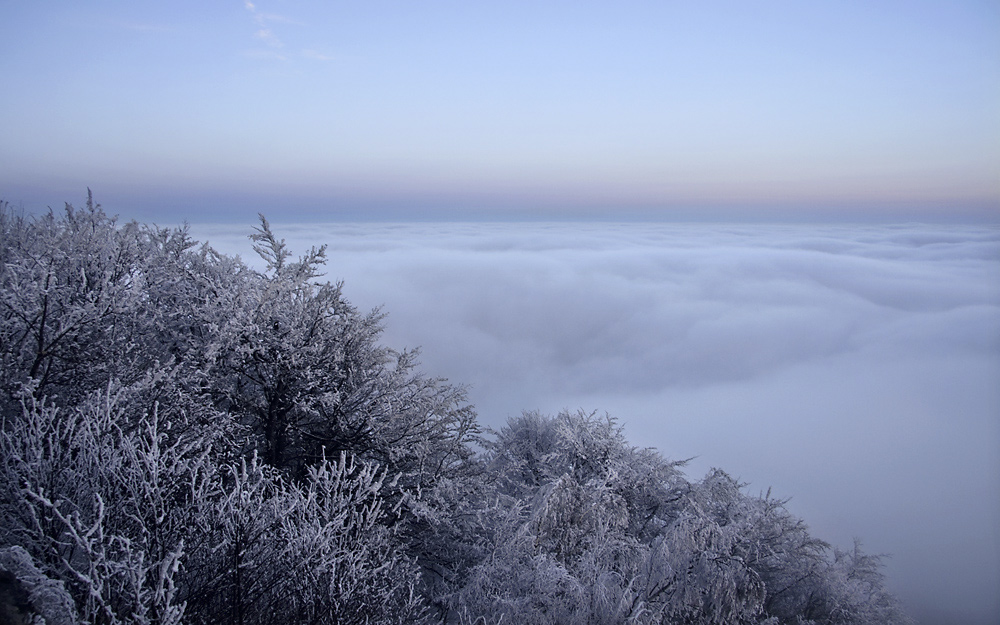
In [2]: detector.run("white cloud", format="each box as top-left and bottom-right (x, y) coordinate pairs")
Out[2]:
(243, 0), (290, 50)
(241, 4), (324, 62)
(255, 27), (282, 48)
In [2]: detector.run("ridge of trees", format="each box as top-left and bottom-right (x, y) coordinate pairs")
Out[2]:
(0, 196), (910, 624)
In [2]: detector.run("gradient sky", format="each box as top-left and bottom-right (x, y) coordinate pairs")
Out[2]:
(2, 1), (999, 220)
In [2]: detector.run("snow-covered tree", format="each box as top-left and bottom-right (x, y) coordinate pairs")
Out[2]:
(179, 452), (429, 625)
(205, 216), (477, 487)
(441, 410), (909, 625)
(0, 379), (214, 624)
(440, 411), (689, 624)
(0, 197), (910, 625)
(0, 194), (144, 405)
(0, 545), (78, 625)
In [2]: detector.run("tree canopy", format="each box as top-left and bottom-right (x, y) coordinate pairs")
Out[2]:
(0, 197), (910, 624)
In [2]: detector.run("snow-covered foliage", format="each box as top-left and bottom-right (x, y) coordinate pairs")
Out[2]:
(215, 216), (477, 484)
(179, 452), (427, 625)
(0, 197), (909, 624)
(0, 383), (209, 624)
(437, 411), (910, 625)
(0, 545), (78, 625)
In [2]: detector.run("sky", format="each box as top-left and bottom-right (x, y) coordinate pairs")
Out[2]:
(1, 1), (999, 221)
(190, 220), (1000, 625)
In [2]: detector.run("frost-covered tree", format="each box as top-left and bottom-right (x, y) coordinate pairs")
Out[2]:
(0, 199), (467, 623)
(0, 194), (145, 405)
(0, 378), (215, 624)
(440, 411), (695, 624)
(203, 216), (478, 486)
(0, 379), (431, 625)
(0, 196), (238, 444)
(1, 197), (910, 625)
(180, 453), (428, 625)
(0, 202), (476, 487)
(0, 545), (78, 625)
(440, 410), (910, 625)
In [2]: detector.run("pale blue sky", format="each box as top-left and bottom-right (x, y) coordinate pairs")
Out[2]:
(2, 1), (998, 220)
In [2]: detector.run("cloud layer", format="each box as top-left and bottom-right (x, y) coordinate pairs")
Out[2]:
(192, 220), (1000, 625)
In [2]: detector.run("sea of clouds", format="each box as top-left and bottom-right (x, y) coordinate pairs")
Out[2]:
(191, 220), (1000, 625)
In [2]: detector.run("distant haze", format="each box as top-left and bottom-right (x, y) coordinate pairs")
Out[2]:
(190, 220), (1000, 625)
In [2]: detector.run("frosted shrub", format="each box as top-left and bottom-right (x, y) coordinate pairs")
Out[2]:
(0, 545), (78, 625)
(442, 410), (909, 625)
(0, 381), (430, 625)
(0, 199), (911, 624)
(0, 383), (209, 624)
(182, 453), (428, 625)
